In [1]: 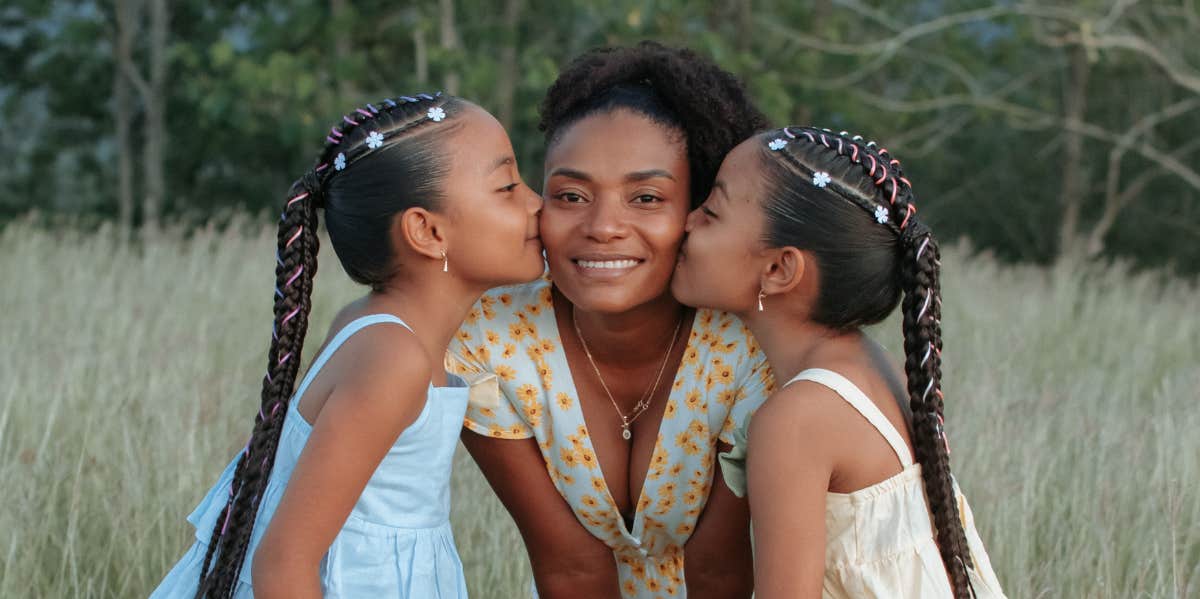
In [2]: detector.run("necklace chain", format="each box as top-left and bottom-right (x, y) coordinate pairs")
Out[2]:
(571, 306), (683, 441)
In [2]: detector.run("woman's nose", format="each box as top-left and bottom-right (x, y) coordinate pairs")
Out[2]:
(582, 197), (628, 242)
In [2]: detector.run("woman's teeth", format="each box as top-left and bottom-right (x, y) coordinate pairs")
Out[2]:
(575, 259), (639, 269)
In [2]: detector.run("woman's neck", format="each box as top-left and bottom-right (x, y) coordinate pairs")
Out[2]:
(740, 309), (854, 387)
(559, 287), (689, 368)
(367, 271), (483, 384)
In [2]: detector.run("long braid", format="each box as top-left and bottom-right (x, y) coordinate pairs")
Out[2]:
(764, 127), (975, 598)
(194, 93), (450, 598)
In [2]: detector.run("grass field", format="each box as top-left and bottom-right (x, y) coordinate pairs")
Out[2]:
(1, 219), (1196, 598)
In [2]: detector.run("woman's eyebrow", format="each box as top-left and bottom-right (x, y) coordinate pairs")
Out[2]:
(547, 167), (592, 181)
(625, 169), (675, 183)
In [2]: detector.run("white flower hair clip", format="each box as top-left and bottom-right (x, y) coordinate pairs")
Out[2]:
(333, 152), (347, 171)
(874, 205), (890, 224)
(768, 138), (788, 151)
(365, 131), (385, 149)
(812, 171), (832, 188)
(427, 107), (446, 122)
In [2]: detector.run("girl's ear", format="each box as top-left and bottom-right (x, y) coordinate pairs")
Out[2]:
(759, 246), (807, 297)
(395, 207), (447, 260)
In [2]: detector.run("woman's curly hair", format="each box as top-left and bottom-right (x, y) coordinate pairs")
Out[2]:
(539, 41), (769, 207)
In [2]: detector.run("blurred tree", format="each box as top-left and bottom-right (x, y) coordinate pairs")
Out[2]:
(1, 0), (1196, 272)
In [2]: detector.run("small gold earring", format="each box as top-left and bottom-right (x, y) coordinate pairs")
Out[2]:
(441, 250), (448, 273)
(757, 289), (766, 311)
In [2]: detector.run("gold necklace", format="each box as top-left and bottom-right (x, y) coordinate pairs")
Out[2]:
(571, 306), (683, 441)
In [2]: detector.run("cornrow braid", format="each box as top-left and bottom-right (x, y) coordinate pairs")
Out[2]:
(759, 128), (975, 598)
(195, 93), (455, 598)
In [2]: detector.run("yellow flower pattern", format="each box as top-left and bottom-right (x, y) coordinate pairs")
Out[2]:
(448, 279), (772, 598)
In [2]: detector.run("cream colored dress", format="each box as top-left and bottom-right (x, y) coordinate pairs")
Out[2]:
(721, 368), (1006, 598)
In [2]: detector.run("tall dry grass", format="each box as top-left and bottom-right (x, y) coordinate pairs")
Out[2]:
(0, 220), (1196, 597)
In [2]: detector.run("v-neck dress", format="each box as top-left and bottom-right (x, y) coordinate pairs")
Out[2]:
(447, 278), (773, 598)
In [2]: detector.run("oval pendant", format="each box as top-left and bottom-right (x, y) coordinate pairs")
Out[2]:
(622, 428), (633, 440)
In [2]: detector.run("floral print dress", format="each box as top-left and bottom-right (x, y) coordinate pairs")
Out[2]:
(447, 278), (773, 598)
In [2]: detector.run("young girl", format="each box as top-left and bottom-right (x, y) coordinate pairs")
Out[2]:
(671, 127), (1006, 598)
(150, 93), (544, 598)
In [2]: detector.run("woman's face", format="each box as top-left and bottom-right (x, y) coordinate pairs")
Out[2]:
(672, 139), (770, 314)
(540, 110), (691, 314)
(440, 105), (545, 288)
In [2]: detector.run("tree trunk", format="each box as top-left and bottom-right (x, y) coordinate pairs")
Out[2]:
(496, 0), (521, 127)
(139, 0), (168, 231)
(414, 26), (428, 86)
(331, 0), (357, 101)
(1057, 45), (1090, 256)
(439, 0), (460, 95)
(113, 0), (138, 234)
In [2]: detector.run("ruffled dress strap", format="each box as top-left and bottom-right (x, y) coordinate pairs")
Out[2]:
(784, 368), (913, 467)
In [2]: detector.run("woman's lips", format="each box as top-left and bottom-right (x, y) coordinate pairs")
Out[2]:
(569, 256), (645, 278)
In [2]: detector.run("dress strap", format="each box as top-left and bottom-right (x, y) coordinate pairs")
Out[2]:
(783, 368), (914, 468)
(292, 314), (414, 400)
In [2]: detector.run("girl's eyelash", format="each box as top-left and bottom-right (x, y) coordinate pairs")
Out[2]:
(701, 206), (717, 218)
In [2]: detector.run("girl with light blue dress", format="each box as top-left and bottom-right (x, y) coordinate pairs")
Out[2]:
(149, 92), (545, 598)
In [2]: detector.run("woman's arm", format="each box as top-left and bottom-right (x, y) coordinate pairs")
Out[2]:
(745, 389), (833, 599)
(683, 441), (754, 598)
(460, 429), (622, 599)
(252, 332), (430, 599)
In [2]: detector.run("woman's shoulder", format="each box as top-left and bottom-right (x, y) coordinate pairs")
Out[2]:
(689, 309), (765, 368)
(473, 276), (555, 326)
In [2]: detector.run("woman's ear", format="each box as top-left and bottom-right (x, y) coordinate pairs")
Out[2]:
(759, 246), (807, 297)
(395, 207), (447, 261)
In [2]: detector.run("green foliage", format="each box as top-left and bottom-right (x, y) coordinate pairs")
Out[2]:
(2, 0), (1198, 271)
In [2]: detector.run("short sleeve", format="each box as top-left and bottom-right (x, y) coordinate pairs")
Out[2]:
(718, 345), (774, 446)
(716, 333), (772, 498)
(447, 298), (535, 440)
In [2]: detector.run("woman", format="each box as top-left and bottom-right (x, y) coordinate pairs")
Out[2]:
(671, 127), (1006, 598)
(447, 43), (771, 598)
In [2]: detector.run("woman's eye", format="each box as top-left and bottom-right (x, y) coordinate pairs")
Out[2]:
(500, 182), (519, 193)
(554, 192), (586, 203)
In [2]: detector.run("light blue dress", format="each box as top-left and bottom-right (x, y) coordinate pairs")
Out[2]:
(151, 314), (470, 598)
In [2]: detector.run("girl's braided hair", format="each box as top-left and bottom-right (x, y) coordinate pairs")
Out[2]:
(759, 127), (974, 598)
(194, 93), (463, 597)
(539, 41), (768, 207)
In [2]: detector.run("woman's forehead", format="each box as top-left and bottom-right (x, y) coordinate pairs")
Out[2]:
(544, 110), (688, 178)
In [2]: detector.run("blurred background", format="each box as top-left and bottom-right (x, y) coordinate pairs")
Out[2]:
(3, 0), (1199, 272)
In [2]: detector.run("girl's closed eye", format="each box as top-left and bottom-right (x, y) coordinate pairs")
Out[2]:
(701, 205), (717, 219)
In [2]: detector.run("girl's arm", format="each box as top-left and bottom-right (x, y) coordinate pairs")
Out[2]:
(460, 430), (622, 599)
(252, 330), (432, 599)
(683, 444), (753, 598)
(745, 387), (835, 599)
